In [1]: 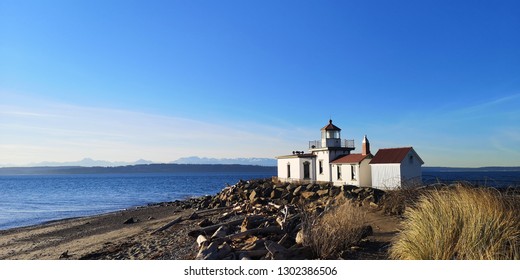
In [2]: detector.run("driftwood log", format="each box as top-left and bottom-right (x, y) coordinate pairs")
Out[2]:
(188, 215), (265, 237)
(151, 216), (183, 234)
(211, 226), (283, 244)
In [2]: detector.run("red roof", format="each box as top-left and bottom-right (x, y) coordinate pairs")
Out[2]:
(370, 147), (415, 164)
(331, 153), (371, 164)
(321, 119), (341, 131)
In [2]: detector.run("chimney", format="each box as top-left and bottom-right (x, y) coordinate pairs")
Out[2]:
(362, 135), (370, 155)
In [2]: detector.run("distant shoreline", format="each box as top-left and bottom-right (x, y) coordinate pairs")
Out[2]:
(0, 163), (277, 176)
(2, 163), (519, 176)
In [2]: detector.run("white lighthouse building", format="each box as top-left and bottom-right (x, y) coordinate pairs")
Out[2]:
(276, 119), (354, 184)
(276, 120), (424, 189)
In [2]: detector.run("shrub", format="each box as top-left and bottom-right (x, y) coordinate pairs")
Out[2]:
(301, 199), (367, 259)
(390, 186), (520, 259)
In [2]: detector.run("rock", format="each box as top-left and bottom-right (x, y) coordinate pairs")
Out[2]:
(198, 218), (213, 227)
(352, 187), (363, 194)
(300, 191), (317, 200)
(342, 185), (357, 193)
(295, 230), (305, 245)
(329, 187), (341, 197)
(211, 226), (228, 239)
(196, 242), (214, 260)
(188, 212), (199, 220)
(337, 191), (354, 200)
(241, 237), (264, 251)
(362, 195), (376, 206)
(240, 216), (257, 232)
(293, 185), (305, 196)
(123, 217), (138, 224)
(270, 188), (283, 199)
(198, 242), (231, 260)
(316, 189), (329, 197)
(286, 184), (296, 193)
(249, 190), (259, 201)
(59, 250), (71, 259)
(265, 240), (288, 260)
(196, 235), (209, 247)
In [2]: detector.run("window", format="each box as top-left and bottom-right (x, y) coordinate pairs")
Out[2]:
(319, 160), (323, 174)
(287, 163), (291, 178)
(337, 165), (342, 180)
(351, 165), (357, 180)
(409, 155), (414, 164)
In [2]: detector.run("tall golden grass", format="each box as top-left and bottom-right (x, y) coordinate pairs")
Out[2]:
(302, 199), (367, 259)
(390, 186), (520, 259)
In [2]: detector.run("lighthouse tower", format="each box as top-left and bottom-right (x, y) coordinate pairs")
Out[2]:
(309, 120), (355, 182)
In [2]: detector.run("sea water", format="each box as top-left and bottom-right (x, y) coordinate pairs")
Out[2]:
(1, 170), (519, 231)
(0, 172), (274, 230)
(422, 171), (520, 187)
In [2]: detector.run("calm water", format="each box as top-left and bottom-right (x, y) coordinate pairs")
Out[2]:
(0, 172), (274, 230)
(1, 170), (519, 231)
(422, 171), (520, 188)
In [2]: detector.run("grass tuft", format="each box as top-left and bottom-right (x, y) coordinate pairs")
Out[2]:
(390, 185), (520, 259)
(301, 199), (367, 259)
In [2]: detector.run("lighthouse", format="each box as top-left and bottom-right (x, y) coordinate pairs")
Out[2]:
(309, 120), (355, 182)
(276, 119), (423, 188)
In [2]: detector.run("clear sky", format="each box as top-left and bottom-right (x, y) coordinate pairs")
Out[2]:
(1, 0), (519, 167)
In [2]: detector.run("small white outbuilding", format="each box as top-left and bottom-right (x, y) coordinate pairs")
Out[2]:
(370, 147), (424, 189)
(330, 135), (373, 187)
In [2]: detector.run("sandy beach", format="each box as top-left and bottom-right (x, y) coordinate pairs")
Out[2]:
(0, 197), (400, 260)
(0, 201), (201, 260)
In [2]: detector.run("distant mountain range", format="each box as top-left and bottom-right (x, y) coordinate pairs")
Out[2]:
(171, 156), (276, 166)
(22, 158), (154, 167)
(0, 156), (277, 168)
(4, 157), (516, 171)
(0, 164), (276, 175)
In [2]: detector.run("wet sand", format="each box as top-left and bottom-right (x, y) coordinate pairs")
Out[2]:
(0, 202), (202, 260)
(0, 201), (400, 260)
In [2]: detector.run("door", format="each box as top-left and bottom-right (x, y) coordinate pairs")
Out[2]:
(303, 161), (310, 179)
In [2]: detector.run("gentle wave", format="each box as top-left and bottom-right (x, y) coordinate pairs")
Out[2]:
(0, 172), (274, 230)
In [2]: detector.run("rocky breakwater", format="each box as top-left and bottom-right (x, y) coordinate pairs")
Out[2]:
(176, 179), (385, 260)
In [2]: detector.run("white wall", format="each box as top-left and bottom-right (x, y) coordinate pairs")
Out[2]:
(330, 158), (372, 187)
(331, 164), (348, 186)
(277, 158), (291, 181)
(315, 151), (331, 182)
(371, 163), (402, 189)
(277, 157), (315, 182)
(314, 149), (350, 183)
(400, 150), (423, 187)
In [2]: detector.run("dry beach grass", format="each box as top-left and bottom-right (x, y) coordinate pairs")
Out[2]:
(301, 199), (369, 259)
(390, 185), (520, 260)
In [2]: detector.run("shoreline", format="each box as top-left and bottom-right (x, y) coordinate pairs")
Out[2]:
(0, 201), (180, 233)
(0, 199), (201, 260)
(2, 177), (519, 260)
(1, 208), (128, 233)
(0, 178), (403, 260)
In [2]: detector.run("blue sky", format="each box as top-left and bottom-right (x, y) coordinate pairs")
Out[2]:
(1, 0), (519, 167)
